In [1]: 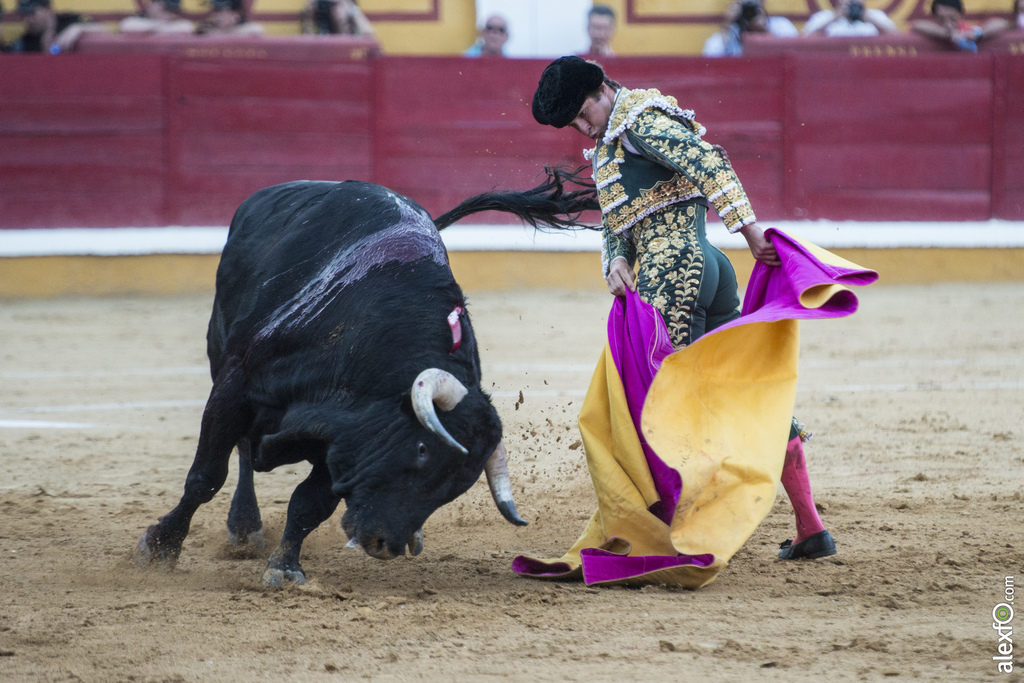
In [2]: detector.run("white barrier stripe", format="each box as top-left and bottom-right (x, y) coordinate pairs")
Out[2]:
(16, 400), (207, 414)
(798, 380), (1024, 393)
(438, 221), (1024, 250)
(490, 358), (1023, 372)
(0, 367), (209, 379)
(0, 419), (98, 429)
(3, 358), (1018, 381)
(490, 381), (1024, 398)
(3, 221), (1024, 256)
(800, 356), (1024, 369)
(0, 227), (229, 257)
(490, 390), (587, 398)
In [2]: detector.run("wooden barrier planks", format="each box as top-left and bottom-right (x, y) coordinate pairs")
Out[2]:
(165, 57), (374, 225)
(1, 52), (1023, 228)
(372, 57), (581, 220)
(993, 55), (1024, 220)
(0, 55), (166, 228)
(785, 55), (994, 221)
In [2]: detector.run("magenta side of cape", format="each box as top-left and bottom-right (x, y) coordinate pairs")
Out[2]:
(728, 228), (880, 330)
(607, 292), (680, 525)
(579, 547), (716, 585)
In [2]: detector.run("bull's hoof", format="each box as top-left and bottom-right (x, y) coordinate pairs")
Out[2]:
(261, 565), (307, 587)
(132, 528), (181, 571)
(408, 528), (424, 557)
(227, 526), (265, 552)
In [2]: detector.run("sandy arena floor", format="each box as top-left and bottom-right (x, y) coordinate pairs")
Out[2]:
(0, 283), (1022, 682)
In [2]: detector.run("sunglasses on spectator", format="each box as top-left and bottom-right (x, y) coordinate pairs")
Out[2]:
(485, 24), (507, 33)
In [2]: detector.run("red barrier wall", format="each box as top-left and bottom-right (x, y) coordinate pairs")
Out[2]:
(75, 33), (381, 61)
(786, 55), (995, 221)
(166, 56), (373, 225)
(745, 31), (1024, 56)
(0, 55), (167, 228)
(371, 57), (580, 221)
(993, 54), (1024, 219)
(1, 49), (1023, 229)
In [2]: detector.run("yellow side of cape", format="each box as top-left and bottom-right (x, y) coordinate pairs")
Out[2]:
(643, 320), (798, 567)
(531, 317), (799, 588)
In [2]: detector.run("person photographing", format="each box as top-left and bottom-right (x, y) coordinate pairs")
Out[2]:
(802, 0), (901, 36)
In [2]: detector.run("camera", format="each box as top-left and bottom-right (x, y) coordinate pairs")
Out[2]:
(739, 0), (762, 21)
(736, 0), (763, 30)
(847, 1), (865, 22)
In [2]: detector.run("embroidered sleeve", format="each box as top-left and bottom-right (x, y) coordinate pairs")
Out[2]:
(625, 112), (756, 233)
(602, 224), (635, 279)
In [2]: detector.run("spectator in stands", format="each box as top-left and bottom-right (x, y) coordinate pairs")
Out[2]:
(463, 13), (507, 57)
(6, 0), (106, 53)
(802, 0), (900, 36)
(300, 0), (374, 36)
(1016, 0), (1024, 30)
(912, 0), (1009, 51)
(703, 0), (798, 56)
(196, 0), (264, 35)
(120, 0), (194, 33)
(581, 4), (616, 57)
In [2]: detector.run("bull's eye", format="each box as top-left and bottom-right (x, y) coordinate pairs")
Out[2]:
(416, 442), (429, 467)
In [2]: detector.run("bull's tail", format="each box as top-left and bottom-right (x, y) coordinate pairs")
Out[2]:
(432, 166), (600, 232)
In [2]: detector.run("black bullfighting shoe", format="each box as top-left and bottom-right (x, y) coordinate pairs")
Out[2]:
(777, 530), (837, 560)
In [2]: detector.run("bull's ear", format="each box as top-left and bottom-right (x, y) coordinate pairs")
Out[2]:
(259, 404), (341, 465)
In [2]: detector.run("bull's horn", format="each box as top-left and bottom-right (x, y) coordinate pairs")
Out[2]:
(484, 440), (528, 526)
(411, 369), (469, 454)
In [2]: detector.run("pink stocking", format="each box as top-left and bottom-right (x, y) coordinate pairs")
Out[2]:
(780, 437), (825, 543)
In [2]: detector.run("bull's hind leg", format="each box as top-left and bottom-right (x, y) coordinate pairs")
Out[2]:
(226, 439), (264, 551)
(261, 460), (340, 586)
(133, 362), (250, 570)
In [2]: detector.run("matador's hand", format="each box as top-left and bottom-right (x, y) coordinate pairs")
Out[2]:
(606, 258), (636, 297)
(740, 223), (781, 267)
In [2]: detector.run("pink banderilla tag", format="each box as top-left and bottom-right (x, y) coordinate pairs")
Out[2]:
(448, 306), (464, 353)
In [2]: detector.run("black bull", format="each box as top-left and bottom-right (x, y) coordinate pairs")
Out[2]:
(133, 176), (596, 585)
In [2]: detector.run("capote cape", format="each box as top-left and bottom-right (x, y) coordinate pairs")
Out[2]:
(513, 230), (878, 588)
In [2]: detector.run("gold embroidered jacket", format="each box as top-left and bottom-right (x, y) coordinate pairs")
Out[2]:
(588, 88), (756, 276)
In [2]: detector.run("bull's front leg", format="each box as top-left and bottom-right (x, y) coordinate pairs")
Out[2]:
(226, 438), (264, 551)
(134, 361), (250, 570)
(262, 460), (340, 586)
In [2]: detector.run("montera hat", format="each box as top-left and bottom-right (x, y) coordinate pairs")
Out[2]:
(531, 56), (605, 128)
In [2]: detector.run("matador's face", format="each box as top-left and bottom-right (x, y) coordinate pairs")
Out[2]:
(569, 83), (616, 141)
